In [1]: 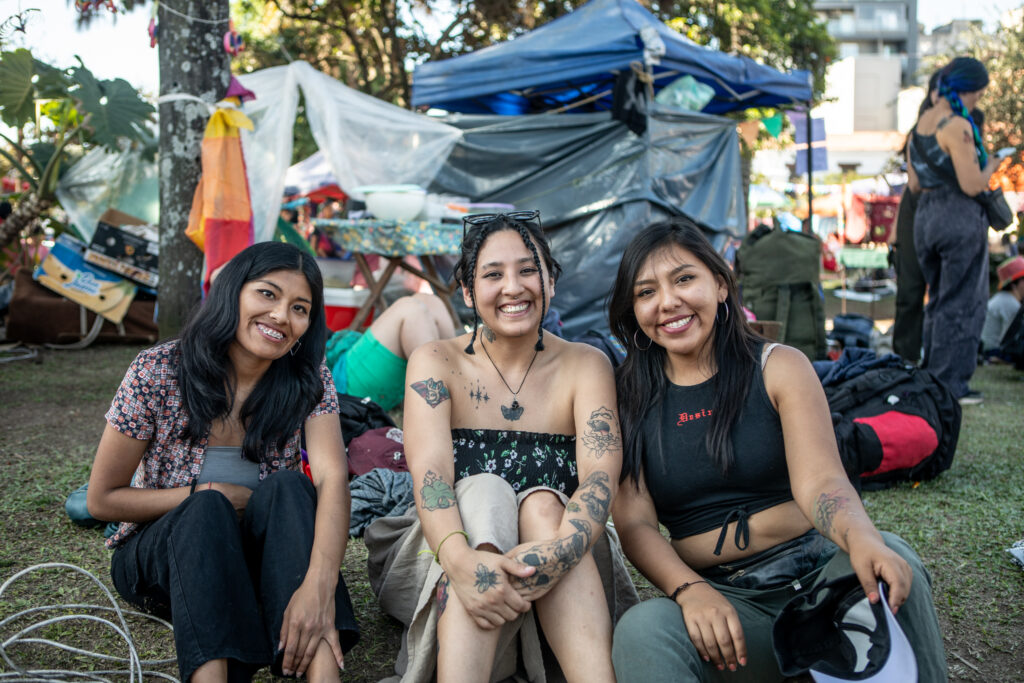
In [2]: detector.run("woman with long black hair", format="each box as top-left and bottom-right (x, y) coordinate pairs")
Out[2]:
(606, 219), (946, 682)
(365, 211), (636, 683)
(87, 242), (358, 682)
(907, 56), (1001, 404)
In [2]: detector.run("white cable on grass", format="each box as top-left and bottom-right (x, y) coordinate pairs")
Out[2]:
(0, 563), (178, 683)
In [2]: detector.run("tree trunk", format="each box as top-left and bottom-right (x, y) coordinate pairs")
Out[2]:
(157, 0), (231, 337)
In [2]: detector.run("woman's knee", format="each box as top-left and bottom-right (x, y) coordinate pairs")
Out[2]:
(518, 490), (564, 538)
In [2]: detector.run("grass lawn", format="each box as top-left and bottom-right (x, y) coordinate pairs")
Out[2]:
(0, 343), (1021, 681)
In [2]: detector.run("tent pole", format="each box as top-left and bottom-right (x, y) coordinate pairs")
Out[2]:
(805, 101), (813, 234)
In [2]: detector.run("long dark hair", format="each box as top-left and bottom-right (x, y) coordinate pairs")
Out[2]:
(936, 56), (990, 167)
(452, 213), (562, 354)
(176, 242), (328, 462)
(608, 219), (761, 484)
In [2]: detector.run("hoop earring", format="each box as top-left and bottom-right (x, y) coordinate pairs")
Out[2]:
(716, 301), (729, 324)
(633, 329), (652, 351)
(289, 340), (301, 356)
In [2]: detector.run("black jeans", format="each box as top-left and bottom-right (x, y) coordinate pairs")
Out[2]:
(111, 470), (359, 682)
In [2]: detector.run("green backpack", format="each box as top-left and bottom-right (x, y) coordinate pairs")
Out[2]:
(736, 226), (827, 361)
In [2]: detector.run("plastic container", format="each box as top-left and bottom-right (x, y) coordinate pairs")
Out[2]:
(323, 287), (374, 331)
(355, 185), (426, 222)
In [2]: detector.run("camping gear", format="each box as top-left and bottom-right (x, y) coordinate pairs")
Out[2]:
(347, 427), (407, 477)
(337, 393), (397, 447)
(84, 209), (159, 287)
(736, 225), (827, 361)
(33, 234), (138, 324)
(828, 313), (875, 351)
(824, 364), (961, 490)
(324, 287), (374, 332)
(773, 578), (917, 682)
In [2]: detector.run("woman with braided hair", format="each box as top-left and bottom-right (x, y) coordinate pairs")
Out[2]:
(364, 211), (638, 682)
(907, 56), (1001, 404)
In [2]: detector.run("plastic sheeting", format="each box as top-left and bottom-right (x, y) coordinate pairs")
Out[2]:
(55, 145), (159, 241)
(412, 0), (812, 115)
(238, 62), (462, 243)
(430, 104), (743, 337)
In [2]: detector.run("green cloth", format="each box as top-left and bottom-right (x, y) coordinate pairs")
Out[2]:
(328, 328), (407, 410)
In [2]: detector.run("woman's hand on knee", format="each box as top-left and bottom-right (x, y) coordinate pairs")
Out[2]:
(848, 535), (913, 615)
(678, 584), (747, 672)
(207, 482), (252, 516)
(279, 580), (342, 676)
(446, 548), (535, 630)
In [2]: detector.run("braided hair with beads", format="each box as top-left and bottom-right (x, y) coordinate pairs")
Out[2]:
(453, 212), (562, 355)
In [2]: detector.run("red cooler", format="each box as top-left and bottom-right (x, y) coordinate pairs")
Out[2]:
(323, 287), (374, 331)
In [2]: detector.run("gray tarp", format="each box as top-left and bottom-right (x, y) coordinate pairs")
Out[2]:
(430, 104), (743, 338)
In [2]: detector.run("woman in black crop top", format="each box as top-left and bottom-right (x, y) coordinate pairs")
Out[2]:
(906, 56), (1001, 403)
(606, 220), (947, 682)
(366, 211), (635, 682)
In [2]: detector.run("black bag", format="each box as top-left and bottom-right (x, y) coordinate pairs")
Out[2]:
(978, 188), (1013, 230)
(824, 365), (961, 490)
(828, 313), (875, 350)
(338, 394), (396, 446)
(999, 303), (1024, 370)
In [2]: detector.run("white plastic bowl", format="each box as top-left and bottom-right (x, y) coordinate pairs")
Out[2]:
(356, 185), (427, 222)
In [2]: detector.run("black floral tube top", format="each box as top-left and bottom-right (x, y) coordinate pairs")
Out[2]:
(451, 428), (578, 496)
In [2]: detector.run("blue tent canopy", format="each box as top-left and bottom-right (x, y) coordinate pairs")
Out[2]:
(412, 0), (812, 115)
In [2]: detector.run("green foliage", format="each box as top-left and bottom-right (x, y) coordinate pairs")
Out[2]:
(69, 67), (155, 148)
(0, 48), (36, 126)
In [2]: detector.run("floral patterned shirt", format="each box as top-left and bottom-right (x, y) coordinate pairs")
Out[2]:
(451, 428), (578, 496)
(103, 340), (340, 548)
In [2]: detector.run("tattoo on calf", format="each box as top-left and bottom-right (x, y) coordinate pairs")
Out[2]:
(582, 406), (621, 459)
(420, 470), (457, 511)
(410, 378), (451, 408)
(814, 489), (849, 538)
(578, 471), (612, 523)
(475, 564), (499, 592)
(437, 573), (450, 616)
(514, 518), (593, 590)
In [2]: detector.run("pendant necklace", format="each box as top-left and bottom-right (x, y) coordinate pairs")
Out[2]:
(479, 339), (539, 421)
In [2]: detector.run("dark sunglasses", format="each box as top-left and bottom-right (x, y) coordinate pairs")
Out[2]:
(461, 210), (541, 237)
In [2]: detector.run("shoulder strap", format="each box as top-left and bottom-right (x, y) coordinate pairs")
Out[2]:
(911, 132), (956, 184)
(761, 343), (781, 370)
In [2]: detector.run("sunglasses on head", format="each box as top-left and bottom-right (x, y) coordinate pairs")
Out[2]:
(462, 210), (542, 237)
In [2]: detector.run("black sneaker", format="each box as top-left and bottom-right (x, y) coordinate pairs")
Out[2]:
(958, 390), (984, 406)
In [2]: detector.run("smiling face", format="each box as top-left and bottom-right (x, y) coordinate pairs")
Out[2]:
(632, 243), (726, 374)
(463, 228), (554, 341)
(232, 268), (313, 367)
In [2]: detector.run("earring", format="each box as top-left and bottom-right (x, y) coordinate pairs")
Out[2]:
(716, 301), (730, 324)
(289, 340), (301, 356)
(633, 329), (652, 350)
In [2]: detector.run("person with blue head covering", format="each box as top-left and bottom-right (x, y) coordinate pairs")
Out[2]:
(907, 56), (1002, 405)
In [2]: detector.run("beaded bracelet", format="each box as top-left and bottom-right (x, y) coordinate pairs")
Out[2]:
(669, 580), (708, 602)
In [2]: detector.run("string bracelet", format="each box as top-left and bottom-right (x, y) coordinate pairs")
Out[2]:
(189, 479), (197, 495)
(669, 580), (708, 602)
(418, 530), (469, 565)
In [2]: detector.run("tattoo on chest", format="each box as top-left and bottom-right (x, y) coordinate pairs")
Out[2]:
(469, 380), (490, 408)
(420, 470), (457, 511)
(582, 406), (620, 459)
(410, 377), (451, 407)
(475, 563), (499, 592)
(578, 471), (612, 523)
(514, 518), (593, 590)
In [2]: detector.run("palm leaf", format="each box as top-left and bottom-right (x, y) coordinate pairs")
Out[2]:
(0, 49), (37, 127)
(70, 67), (155, 149)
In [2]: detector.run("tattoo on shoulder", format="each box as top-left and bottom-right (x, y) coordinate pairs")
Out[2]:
(410, 377), (451, 408)
(582, 406), (621, 459)
(814, 489), (849, 538)
(578, 470), (612, 523)
(474, 563), (499, 592)
(420, 470), (457, 511)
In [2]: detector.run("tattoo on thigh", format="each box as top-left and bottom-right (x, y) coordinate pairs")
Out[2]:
(410, 377), (451, 407)
(437, 574), (450, 615)
(582, 406), (621, 459)
(814, 489), (849, 538)
(420, 470), (457, 511)
(475, 564), (499, 592)
(578, 471), (612, 523)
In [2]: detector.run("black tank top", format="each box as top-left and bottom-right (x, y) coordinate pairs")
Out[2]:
(640, 348), (792, 554)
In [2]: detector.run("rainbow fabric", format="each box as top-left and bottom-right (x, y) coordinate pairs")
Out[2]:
(186, 99), (255, 291)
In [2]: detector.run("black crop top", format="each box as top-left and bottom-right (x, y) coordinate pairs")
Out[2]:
(910, 130), (959, 189)
(451, 428), (578, 497)
(640, 349), (792, 554)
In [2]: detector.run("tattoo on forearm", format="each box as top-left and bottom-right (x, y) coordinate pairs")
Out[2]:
(514, 518), (593, 590)
(410, 377), (451, 407)
(420, 470), (457, 511)
(578, 471), (612, 523)
(582, 406), (621, 459)
(475, 564), (499, 592)
(437, 573), (450, 615)
(814, 490), (849, 539)
(566, 501), (581, 513)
